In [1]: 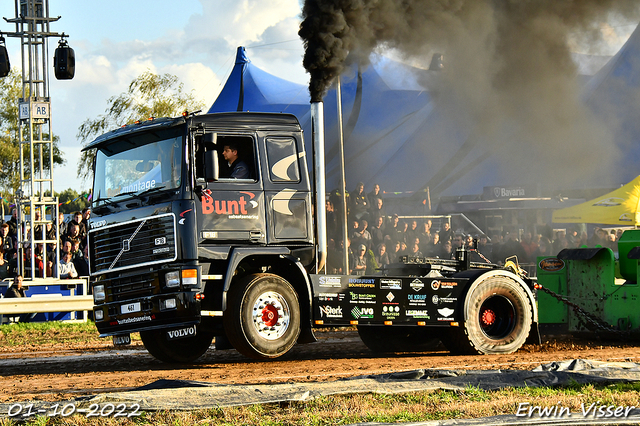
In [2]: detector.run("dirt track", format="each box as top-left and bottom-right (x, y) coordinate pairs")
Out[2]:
(2, 329), (640, 403)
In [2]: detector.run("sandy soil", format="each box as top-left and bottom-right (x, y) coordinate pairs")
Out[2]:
(1, 330), (640, 403)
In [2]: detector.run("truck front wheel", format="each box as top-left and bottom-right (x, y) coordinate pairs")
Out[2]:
(443, 273), (533, 355)
(224, 273), (301, 359)
(140, 326), (214, 363)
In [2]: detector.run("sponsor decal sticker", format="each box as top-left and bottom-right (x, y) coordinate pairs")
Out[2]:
(351, 306), (374, 319)
(319, 305), (343, 319)
(410, 279), (424, 292)
(380, 279), (402, 290)
(116, 315), (153, 325)
(201, 191), (258, 219)
(318, 276), (342, 288)
(539, 257), (565, 272)
(431, 280), (441, 291)
(382, 305), (401, 319)
(348, 278), (376, 288)
(406, 310), (431, 319)
(437, 307), (455, 321)
(593, 197), (624, 207)
(408, 293), (427, 307)
(386, 292), (395, 302)
(349, 292), (376, 305)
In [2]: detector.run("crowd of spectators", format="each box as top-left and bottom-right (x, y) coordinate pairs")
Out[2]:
(324, 183), (627, 275)
(0, 206), (91, 280)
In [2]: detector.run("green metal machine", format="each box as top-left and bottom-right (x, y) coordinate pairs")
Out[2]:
(536, 229), (640, 335)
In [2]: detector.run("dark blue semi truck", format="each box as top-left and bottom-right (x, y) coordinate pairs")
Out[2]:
(86, 110), (539, 363)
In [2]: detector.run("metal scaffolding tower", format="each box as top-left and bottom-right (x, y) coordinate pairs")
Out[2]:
(3, 0), (67, 279)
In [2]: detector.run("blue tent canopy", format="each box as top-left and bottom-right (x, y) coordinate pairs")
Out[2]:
(210, 40), (640, 197)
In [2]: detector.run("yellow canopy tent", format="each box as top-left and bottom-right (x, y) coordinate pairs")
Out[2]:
(552, 175), (640, 226)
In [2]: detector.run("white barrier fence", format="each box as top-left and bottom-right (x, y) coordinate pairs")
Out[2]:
(0, 278), (94, 323)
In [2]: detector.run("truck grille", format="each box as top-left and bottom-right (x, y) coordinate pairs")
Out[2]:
(89, 213), (177, 274)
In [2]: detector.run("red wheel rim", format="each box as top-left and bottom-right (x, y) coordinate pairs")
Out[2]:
(481, 308), (496, 326)
(261, 304), (279, 327)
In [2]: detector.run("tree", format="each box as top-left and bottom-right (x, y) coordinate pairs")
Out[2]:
(0, 69), (65, 194)
(76, 71), (206, 181)
(57, 188), (90, 214)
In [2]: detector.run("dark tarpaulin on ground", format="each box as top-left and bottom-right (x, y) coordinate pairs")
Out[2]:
(2, 359), (640, 417)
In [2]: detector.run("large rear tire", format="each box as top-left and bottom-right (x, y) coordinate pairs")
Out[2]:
(442, 273), (533, 355)
(140, 326), (214, 363)
(223, 273), (301, 359)
(357, 325), (442, 353)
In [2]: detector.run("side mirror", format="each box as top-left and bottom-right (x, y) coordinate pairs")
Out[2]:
(204, 149), (218, 181)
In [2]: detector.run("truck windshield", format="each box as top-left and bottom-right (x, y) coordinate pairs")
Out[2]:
(93, 135), (182, 202)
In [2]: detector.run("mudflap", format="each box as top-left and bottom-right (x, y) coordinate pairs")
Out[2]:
(214, 334), (234, 350)
(525, 321), (541, 345)
(297, 323), (317, 344)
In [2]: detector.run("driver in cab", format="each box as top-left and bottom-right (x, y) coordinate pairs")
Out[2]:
(222, 143), (250, 179)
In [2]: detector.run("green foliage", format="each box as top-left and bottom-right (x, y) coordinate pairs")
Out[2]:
(0, 69), (65, 194)
(76, 71), (206, 181)
(57, 188), (90, 214)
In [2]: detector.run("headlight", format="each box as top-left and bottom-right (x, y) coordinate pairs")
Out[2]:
(94, 309), (104, 321)
(94, 285), (105, 302)
(161, 298), (177, 310)
(165, 271), (180, 288)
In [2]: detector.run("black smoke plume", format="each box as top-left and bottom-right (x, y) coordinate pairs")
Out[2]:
(299, 0), (640, 190)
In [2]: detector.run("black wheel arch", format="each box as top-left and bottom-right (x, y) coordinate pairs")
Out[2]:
(222, 247), (316, 344)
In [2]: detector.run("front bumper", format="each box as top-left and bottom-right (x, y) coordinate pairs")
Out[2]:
(94, 291), (201, 336)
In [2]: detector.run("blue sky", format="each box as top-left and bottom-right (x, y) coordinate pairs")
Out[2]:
(0, 0), (308, 193)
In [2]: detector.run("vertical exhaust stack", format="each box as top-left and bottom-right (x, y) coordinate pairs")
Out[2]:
(311, 101), (327, 272)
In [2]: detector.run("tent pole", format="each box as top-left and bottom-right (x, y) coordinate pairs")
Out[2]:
(337, 76), (349, 274)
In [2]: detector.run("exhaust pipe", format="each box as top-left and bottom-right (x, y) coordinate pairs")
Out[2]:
(311, 101), (327, 272)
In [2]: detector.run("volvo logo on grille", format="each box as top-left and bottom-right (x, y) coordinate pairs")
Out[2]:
(155, 237), (166, 245)
(122, 239), (130, 251)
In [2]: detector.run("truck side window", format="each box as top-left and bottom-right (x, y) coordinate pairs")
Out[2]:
(266, 137), (300, 183)
(217, 135), (257, 181)
(195, 134), (257, 182)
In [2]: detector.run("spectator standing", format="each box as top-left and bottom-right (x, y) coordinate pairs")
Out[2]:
(72, 239), (89, 276)
(56, 251), (78, 279)
(0, 246), (9, 279)
(82, 207), (91, 224)
(440, 222), (453, 243)
(325, 200), (338, 241)
(425, 232), (441, 257)
(409, 242), (423, 257)
(355, 219), (372, 250)
(5, 275), (25, 298)
(0, 223), (15, 260)
(7, 208), (17, 239)
(349, 182), (369, 221)
(368, 183), (382, 204)
(369, 197), (386, 223)
(370, 216), (386, 248)
(375, 243), (390, 267)
(57, 212), (68, 238)
(387, 214), (403, 244)
(352, 244), (367, 275)
(419, 221), (432, 249)
(440, 240), (453, 259)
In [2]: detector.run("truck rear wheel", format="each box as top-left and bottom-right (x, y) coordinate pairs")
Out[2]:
(443, 273), (533, 355)
(357, 325), (442, 352)
(140, 326), (214, 363)
(224, 273), (301, 359)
